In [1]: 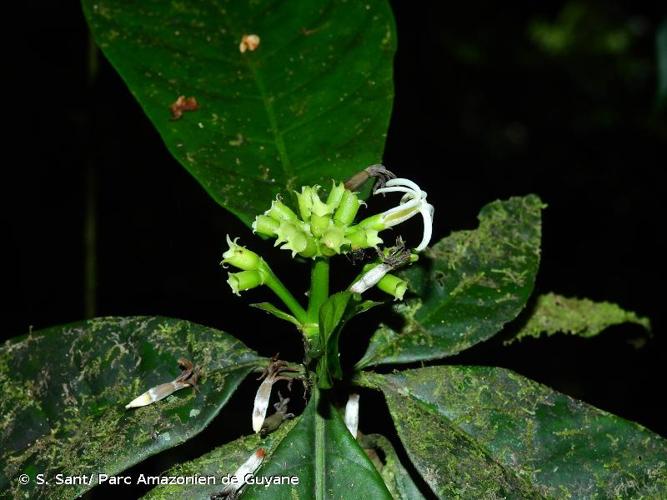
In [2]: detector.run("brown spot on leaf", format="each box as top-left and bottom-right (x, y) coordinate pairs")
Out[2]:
(239, 34), (260, 53)
(169, 95), (199, 120)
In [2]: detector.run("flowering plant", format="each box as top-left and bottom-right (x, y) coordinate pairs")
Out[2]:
(1, 0), (664, 499)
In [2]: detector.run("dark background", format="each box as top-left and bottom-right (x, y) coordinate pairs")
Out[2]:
(3, 0), (666, 496)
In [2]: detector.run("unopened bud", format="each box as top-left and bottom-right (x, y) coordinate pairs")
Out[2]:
(295, 186), (316, 221)
(321, 225), (349, 254)
(377, 273), (408, 301)
(227, 270), (266, 296)
(326, 181), (346, 210)
(265, 199), (298, 222)
(346, 227), (383, 249)
(221, 235), (261, 271)
(252, 215), (280, 237)
(333, 190), (361, 226)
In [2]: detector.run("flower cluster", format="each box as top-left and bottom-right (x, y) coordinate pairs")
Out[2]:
(220, 170), (434, 301)
(252, 176), (433, 258)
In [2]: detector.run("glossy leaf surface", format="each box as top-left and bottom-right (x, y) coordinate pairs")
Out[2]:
(82, 0), (397, 226)
(0, 317), (263, 499)
(243, 389), (391, 499)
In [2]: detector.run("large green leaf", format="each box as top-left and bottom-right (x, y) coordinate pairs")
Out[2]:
(357, 195), (544, 368)
(82, 0), (397, 226)
(504, 292), (651, 345)
(243, 388), (392, 499)
(361, 367), (667, 498)
(0, 317), (264, 499)
(144, 419), (298, 499)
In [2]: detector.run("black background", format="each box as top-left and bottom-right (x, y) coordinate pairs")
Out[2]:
(3, 0), (666, 497)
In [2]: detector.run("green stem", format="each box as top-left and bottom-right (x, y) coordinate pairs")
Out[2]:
(262, 266), (309, 325)
(307, 258), (330, 321)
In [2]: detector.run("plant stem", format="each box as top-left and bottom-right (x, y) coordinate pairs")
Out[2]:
(307, 258), (330, 322)
(262, 267), (309, 325)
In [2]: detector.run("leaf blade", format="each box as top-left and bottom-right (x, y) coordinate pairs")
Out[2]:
(359, 433), (426, 500)
(505, 292), (651, 345)
(357, 195), (544, 368)
(82, 0), (397, 226)
(243, 389), (391, 499)
(0, 316), (264, 499)
(362, 366), (667, 498)
(143, 419), (298, 499)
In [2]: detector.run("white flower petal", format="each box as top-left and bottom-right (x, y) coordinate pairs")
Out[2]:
(385, 177), (422, 192)
(415, 202), (435, 252)
(349, 263), (392, 294)
(252, 378), (273, 433)
(223, 448), (266, 496)
(344, 393), (360, 438)
(373, 185), (416, 197)
(381, 197), (423, 227)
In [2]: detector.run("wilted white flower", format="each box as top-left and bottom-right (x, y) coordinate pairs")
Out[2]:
(344, 393), (360, 438)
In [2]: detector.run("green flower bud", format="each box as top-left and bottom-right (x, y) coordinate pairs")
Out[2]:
(346, 227), (383, 249)
(275, 221), (317, 258)
(298, 234), (319, 258)
(310, 189), (332, 218)
(355, 213), (385, 231)
(252, 215), (280, 237)
(376, 273), (408, 301)
(227, 270), (266, 296)
(333, 190), (361, 226)
(221, 235), (261, 271)
(295, 186), (317, 221)
(326, 181), (346, 210)
(321, 225), (349, 254)
(310, 213), (331, 237)
(265, 199), (298, 222)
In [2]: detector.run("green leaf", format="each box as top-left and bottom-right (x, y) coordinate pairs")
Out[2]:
(316, 294), (381, 388)
(357, 195), (544, 368)
(505, 292), (651, 345)
(359, 433), (425, 500)
(0, 317), (264, 499)
(144, 419), (298, 499)
(317, 292), (352, 388)
(250, 302), (301, 328)
(82, 0), (397, 226)
(243, 388), (391, 499)
(361, 367), (667, 498)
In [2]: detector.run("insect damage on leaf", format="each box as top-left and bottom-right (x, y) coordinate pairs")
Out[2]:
(239, 34), (260, 53)
(169, 96), (199, 120)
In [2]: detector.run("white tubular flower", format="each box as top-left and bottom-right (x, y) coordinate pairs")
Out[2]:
(252, 377), (273, 433)
(221, 448), (266, 497)
(373, 178), (435, 252)
(344, 393), (360, 438)
(252, 358), (298, 433)
(349, 263), (392, 294)
(125, 358), (200, 409)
